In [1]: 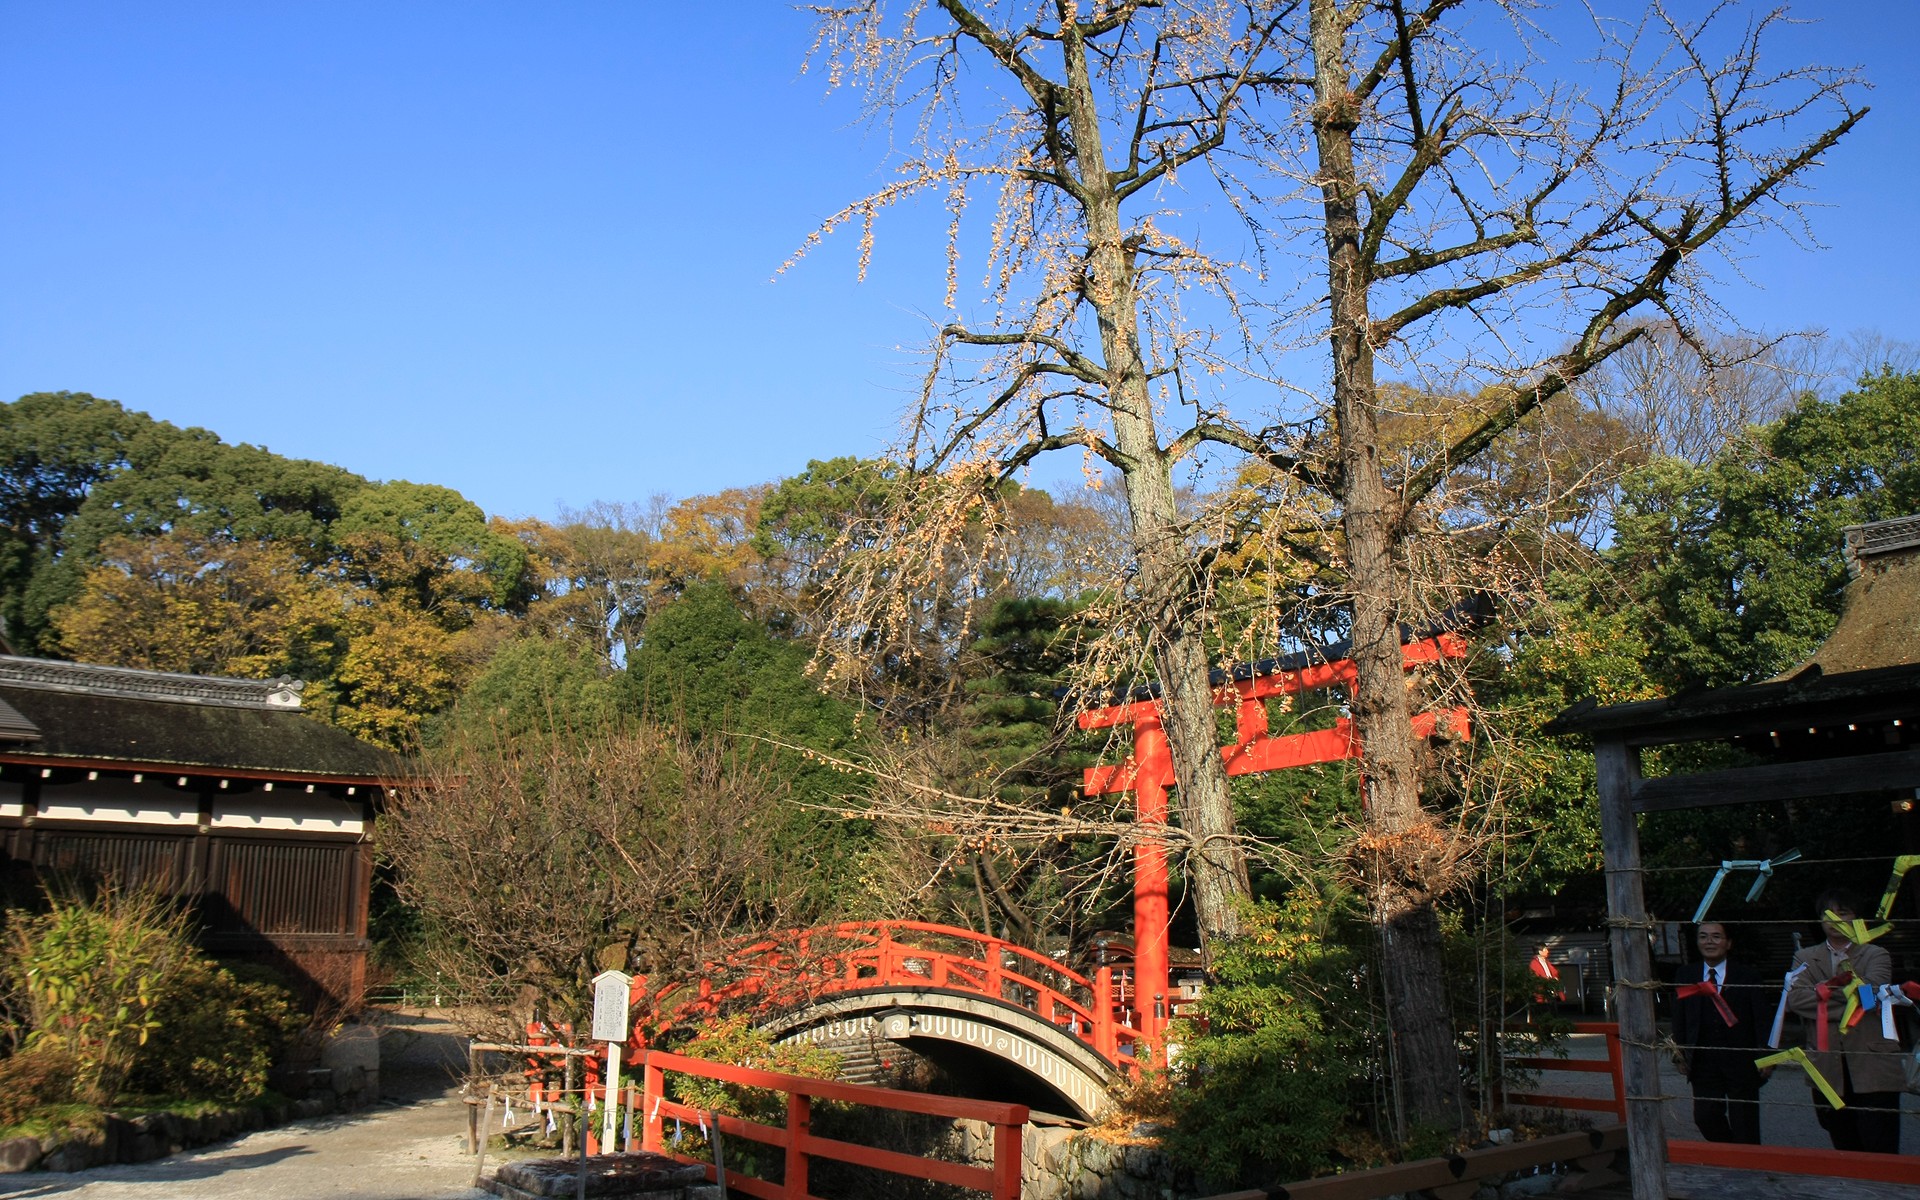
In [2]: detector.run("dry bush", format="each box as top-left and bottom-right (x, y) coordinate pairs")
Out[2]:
(384, 722), (835, 1039)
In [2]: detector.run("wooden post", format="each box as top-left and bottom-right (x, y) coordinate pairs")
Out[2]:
(785, 1090), (810, 1198)
(993, 1116), (1024, 1200)
(641, 1055), (663, 1153)
(1595, 738), (1667, 1200)
(562, 1054), (576, 1156)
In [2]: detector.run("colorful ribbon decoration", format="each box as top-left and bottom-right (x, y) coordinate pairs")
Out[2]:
(1770, 963), (1810, 1048)
(1676, 979), (1739, 1027)
(1841, 977), (1872, 1032)
(1824, 909), (1893, 945)
(1876, 982), (1920, 1041)
(1756, 1047), (1846, 1109)
(1876, 854), (1920, 920)
(1814, 972), (1853, 1053)
(1692, 849), (1802, 923)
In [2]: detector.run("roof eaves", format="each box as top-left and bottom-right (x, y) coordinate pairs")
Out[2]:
(0, 656), (307, 711)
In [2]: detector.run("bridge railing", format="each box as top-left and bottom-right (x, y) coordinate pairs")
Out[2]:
(641, 921), (1142, 1071)
(640, 1048), (1028, 1200)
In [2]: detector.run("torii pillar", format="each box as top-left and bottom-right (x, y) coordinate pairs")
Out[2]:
(1128, 708), (1174, 1060)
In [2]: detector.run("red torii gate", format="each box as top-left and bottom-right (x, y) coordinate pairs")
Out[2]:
(1077, 632), (1471, 1060)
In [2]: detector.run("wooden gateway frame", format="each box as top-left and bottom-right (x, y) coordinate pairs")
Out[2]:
(1078, 628), (1471, 1059)
(1551, 515), (1920, 1194)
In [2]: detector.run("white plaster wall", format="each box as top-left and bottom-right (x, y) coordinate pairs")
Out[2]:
(211, 795), (363, 835)
(36, 778), (197, 826)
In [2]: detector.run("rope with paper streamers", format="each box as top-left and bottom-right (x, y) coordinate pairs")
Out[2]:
(1567, 847), (1920, 1129)
(476, 1077), (643, 1151)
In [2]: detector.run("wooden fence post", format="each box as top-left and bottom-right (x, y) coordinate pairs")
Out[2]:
(993, 1118), (1024, 1200)
(785, 1090), (811, 1198)
(1595, 739), (1667, 1200)
(641, 1055), (663, 1153)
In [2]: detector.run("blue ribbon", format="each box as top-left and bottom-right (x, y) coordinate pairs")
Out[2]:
(1693, 849), (1802, 923)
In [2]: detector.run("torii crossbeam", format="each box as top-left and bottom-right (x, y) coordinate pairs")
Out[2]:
(1078, 632), (1471, 1059)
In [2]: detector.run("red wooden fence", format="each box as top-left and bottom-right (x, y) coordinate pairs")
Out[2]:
(640, 1049), (1028, 1200)
(1501, 1021), (1920, 1186)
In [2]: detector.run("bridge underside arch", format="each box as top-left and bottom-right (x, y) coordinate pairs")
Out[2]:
(761, 988), (1121, 1121)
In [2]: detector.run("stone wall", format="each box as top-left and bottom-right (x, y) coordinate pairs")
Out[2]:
(952, 1120), (1198, 1200)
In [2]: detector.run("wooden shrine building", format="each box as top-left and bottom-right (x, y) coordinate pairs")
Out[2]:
(0, 655), (400, 1010)
(1551, 514), (1920, 1192)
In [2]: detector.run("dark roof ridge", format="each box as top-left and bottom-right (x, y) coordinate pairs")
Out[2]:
(1845, 513), (1920, 572)
(0, 655), (306, 712)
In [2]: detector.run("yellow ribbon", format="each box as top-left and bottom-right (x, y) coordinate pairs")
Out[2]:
(1755, 1047), (1846, 1109)
(1876, 854), (1920, 920)
(1840, 977), (1864, 1031)
(1824, 909), (1892, 945)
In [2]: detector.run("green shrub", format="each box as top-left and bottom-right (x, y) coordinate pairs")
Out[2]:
(0, 1045), (80, 1126)
(5, 888), (197, 1105)
(1163, 892), (1373, 1189)
(4, 890), (303, 1111)
(668, 1013), (841, 1121)
(124, 959), (302, 1103)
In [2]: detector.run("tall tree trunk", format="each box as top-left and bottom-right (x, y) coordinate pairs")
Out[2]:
(1058, 19), (1251, 947)
(1309, 0), (1466, 1131)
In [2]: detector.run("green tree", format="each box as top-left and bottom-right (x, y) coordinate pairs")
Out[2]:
(334, 481), (531, 613)
(623, 581), (870, 910)
(435, 636), (625, 749)
(49, 532), (344, 682)
(625, 581), (854, 751)
(1164, 892), (1372, 1188)
(0, 393), (161, 651)
(18, 407), (366, 652)
(1613, 373), (1920, 690)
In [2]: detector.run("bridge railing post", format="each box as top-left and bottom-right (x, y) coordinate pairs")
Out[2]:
(786, 1089), (811, 1197)
(993, 1117), (1023, 1200)
(641, 1053), (663, 1153)
(1094, 966), (1116, 1061)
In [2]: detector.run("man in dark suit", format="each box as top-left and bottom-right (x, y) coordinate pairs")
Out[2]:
(1673, 921), (1768, 1143)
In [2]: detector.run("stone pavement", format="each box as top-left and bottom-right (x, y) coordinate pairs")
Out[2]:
(0, 1075), (486, 1200)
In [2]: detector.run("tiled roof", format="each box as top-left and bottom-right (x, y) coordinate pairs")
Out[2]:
(0, 657), (399, 780)
(0, 694), (38, 742)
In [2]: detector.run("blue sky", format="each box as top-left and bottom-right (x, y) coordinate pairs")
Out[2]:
(3, 2), (1915, 523)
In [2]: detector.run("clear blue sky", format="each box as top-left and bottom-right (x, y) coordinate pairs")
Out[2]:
(4, 3), (1915, 523)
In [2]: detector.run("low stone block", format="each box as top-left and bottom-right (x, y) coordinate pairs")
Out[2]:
(0, 1136), (43, 1174)
(491, 1153), (708, 1198)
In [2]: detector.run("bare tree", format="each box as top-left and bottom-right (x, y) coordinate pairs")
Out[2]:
(1582, 324), (1824, 465)
(384, 723), (829, 1038)
(797, 0), (1860, 1127)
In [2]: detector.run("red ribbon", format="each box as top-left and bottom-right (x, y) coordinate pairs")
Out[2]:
(1814, 971), (1853, 1053)
(1677, 979), (1739, 1028)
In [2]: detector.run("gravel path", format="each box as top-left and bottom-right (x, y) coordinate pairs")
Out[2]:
(0, 1083), (487, 1200)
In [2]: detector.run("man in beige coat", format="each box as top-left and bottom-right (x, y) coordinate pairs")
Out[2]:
(1785, 889), (1906, 1154)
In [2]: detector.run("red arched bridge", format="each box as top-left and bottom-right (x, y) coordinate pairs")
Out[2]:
(629, 628), (1470, 1120)
(634, 921), (1139, 1120)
